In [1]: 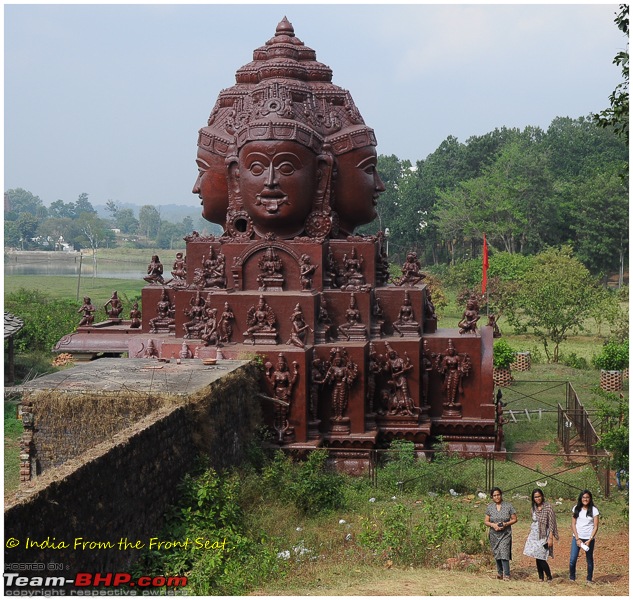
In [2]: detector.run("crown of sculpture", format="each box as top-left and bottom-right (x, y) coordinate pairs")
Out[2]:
(193, 17), (383, 240)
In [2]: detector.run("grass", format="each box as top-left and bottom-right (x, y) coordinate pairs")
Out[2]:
(4, 401), (23, 495)
(4, 275), (145, 302)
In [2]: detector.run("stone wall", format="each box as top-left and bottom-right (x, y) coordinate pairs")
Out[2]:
(4, 362), (262, 575)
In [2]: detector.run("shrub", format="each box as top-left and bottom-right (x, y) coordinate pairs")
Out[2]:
(493, 339), (516, 369)
(5, 288), (77, 353)
(593, 340), (629, 371)
(560, 352), (590, 370)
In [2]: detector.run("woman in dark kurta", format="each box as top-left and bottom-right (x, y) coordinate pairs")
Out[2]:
(484, 487), (518, 580)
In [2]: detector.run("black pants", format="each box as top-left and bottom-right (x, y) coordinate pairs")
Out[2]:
(536, 558), (552, 580)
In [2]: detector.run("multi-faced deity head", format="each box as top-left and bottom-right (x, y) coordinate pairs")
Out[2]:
(193, 18), (382, 239)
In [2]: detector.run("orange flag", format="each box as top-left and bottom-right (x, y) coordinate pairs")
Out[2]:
(482, 234), (489, 294)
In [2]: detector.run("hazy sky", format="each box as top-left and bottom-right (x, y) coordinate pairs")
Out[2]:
(5, 3), (626, 209)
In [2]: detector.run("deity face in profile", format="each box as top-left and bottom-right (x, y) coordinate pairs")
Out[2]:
(333, 145), (385, 235)
(192, 146), (229, 226)
(228, 139), (329, 239)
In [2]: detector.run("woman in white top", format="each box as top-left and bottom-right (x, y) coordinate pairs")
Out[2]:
(569, 489), (600, 582)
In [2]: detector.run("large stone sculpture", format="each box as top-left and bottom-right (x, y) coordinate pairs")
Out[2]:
(56, 18), (496, 470)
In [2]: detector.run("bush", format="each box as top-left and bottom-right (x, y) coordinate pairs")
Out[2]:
(560, 352), (590, 370)
(5, 288), (77, 353)
(493, 339), (516, 369)
(593, 340), (629, 371)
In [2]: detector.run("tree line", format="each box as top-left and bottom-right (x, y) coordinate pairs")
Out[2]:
(369, 116), (628, 280)
(3, 191), (200, 252)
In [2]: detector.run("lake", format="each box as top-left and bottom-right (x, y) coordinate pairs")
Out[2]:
(4, 252), (147, 280)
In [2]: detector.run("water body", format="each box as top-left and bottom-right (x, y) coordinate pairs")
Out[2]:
(4, 252), (146, 280)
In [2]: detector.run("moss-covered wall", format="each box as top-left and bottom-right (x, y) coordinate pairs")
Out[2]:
(4, 363), (262, 576)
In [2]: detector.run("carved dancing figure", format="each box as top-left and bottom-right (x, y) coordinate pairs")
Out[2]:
(367, 343), (384, 415)
(434, 339), (471, 413)
(384, 342), (416, 416)
(487, 313), (502, 338)
(104, 291), (123, 320)
(286, 304), (311, 348)
(299, 253), (317, 290)
(78, 296), (96, 326)
(266, 354), (299, 442)
(144, 255), (166, 285)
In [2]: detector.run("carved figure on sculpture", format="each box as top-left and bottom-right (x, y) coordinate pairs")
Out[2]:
(395, 252), (425, 286)
(144, 255), (166, 285)
(392, 289), (420, 337)
(375, 231), (390, 286)
(342, 247), (365, 289)
(104, 291), (123, 320)
(338, 292), (367, 341)
(487, 314), (502, 338)
(367, 343), (384, 415)
(266, 353), (299, 442)
(434, 339), (471, 415)
(218, 302), (235, 343)
(309, 358), (327, 425)
(193, 18), (383, 240)
(137, 339), (158, 359)
(286, 304), (311, 348)
(424, 290), (437, 321)
(150, 289), (175, 333)
(183, 291), (206, 339)
(422, 340), (433, 406)
(201, 308), (219, 346)
(129, 302), (142, 329)
(299, 254), (317, 291)
(179, 342), (193, 360)
(244, 295), (277, 344)
(325, 247), (338, 288)
(458, 295), (480, 335)
(171, 252), (187, 285)
(195, 247), (226, 289)
(384, 342), (416, 416)
(323, 347), (358, 425)
(257, 246), (285, 291)
(371, 296), (385, 337)
(78, 297), (96, 327)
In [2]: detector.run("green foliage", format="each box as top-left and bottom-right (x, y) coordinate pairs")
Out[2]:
(560, 352), (589, 370)
(593, 340), (629, 371)
(134, 463), (284, 595)
(5, 288), (78, 353)
(262, 450), (346, 514)
(593, 389), (629, 472)
(493, 339), (516, 369)
(358, 498), (482, 566)
(505, 246), (600, 362)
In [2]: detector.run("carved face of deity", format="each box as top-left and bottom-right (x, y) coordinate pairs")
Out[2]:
(333, 145), (385, 234)
(193, 146), (230, 226)
(229, 140), (323, 239)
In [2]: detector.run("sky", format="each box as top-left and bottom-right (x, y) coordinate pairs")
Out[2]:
(4, 2), (627, 209)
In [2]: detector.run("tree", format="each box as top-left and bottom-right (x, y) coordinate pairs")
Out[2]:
(138, 205), (161, 239)
(37, 217), (75, 250)
(573, 163), (628, 282)
(5, 188), (47, 221)
(48, 199), (76, 219)
(115, 208), (139, 234)
(74, 192), (96, 216)
(15, 213), (40, 249)
(593, 4), (629, 143)
(76, 213), (115, 276)
(505, 246), (600, 362)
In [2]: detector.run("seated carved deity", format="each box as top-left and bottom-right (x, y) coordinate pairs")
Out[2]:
(244, 295), (277, 345)
(392, 290), (420, 337)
